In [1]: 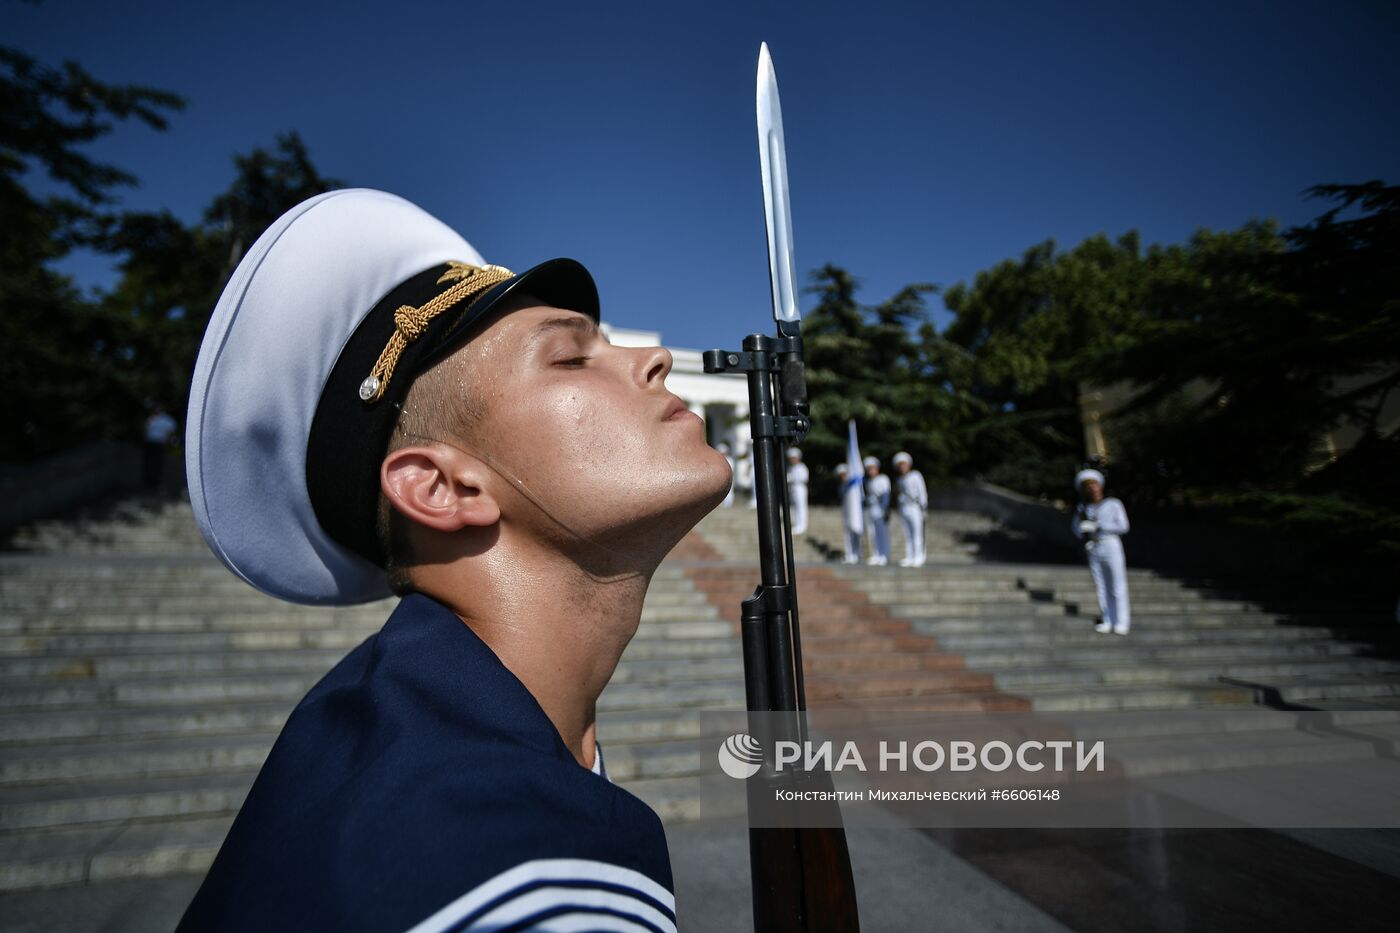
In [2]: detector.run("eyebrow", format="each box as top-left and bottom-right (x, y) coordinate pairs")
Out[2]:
(526, 315), (608, 350)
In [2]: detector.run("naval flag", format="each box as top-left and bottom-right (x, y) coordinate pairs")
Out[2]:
(844, 420), (865, 534)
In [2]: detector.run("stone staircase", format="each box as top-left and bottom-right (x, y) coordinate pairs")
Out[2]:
(3, 500), (1398, 896)
(0, 503), (747, 892)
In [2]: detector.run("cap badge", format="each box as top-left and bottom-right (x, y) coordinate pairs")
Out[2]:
(359, 262), (513, 404)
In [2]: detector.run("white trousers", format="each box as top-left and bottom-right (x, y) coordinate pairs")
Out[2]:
(1087, 536), (1130, 632)
(865, 509), (889, 559)
(843, 529), (862, 563)
(790, 484), (808, 535)
(898, 503), (925, 564)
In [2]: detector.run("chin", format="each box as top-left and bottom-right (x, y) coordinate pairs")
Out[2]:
(695, 448), (735, 504)
(648, 452), (734, 529)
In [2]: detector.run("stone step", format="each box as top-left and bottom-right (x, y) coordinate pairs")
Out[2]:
(803, 651), (972, 675)
(0, 703), (296, 746)
(1, 649), (754, 711)
(985, 657), (1400, 690)
(0, 815), (233, 892)
(1003, 683), (1259, 711)
(1, 674), (322, 710)
(834, 682), (1254, 712)
(804, 669), (997, 701)
(844, 590), (1042, 605)
(1, 734), (274, 787)
(0, 772), (254, 832)
(881, 602), (1067, 619)
(930, 626), (1339, 650)
(1269, 674), (1400, 703)
(955, 640), (1389, 666)
(1106, 722), (1400, 778)
(0, 629), (375, 655)
(618, 638), (741, 661)
(597, 679), (746, 711)
(909, 615), (1393, 635)
(0, 648), (353, 680)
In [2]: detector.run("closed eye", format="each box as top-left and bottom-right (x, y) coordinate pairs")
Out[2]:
(554, 355), (592, 367)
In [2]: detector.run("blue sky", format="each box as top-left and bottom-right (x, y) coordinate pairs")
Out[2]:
(10, 0), (1400, 349)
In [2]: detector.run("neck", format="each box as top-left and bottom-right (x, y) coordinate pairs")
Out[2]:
(411, 528), (656, 770)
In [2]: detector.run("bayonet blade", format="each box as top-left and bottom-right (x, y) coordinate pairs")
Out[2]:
(757, 42), (800, 325)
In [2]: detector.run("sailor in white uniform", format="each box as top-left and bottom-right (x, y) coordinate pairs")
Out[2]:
(718, 442), (736, 507)
(892, 452), (928, 567)
(863, 455), (891, 566)
(787, 447), (809, 534)
(1072, 468), (1131, 635)
(735, 448), (756, 509)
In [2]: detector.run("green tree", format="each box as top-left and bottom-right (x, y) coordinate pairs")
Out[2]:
(0, 46), (184, 459)
(97, 132), (344, 417)
(799, 264), (947, 493)
(938, 232), (1148, 494)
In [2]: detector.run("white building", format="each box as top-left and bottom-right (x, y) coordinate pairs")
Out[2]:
(602, 324), (750, 454)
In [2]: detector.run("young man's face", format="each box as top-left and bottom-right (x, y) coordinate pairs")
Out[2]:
(866, 464), (879, 477)
(438, 299), (732, 544)
(1081, 479), (1104, 503)
(895, 461), (910, 475)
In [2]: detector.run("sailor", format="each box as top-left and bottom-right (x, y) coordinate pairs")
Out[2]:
(176, 190), (729, 931)
(718, 441), (736, 507)
(862, 455), (891, 566)
(1072, 468), (1131, 635)
(736, 448), (757, 509)
(787, 447), (809, 534)
(834, 464), (862, 563)
(892, 451), (928, 567)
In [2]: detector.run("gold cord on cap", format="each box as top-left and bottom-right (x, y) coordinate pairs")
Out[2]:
(359, 262), (514, 404)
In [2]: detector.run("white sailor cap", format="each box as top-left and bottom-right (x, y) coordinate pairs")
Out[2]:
(1075, 469), (1105, 488)
(786, 447), (802, 459)
(892, 451), (913, 466)
(185, 189), (598, 605)
(835, 463), (849, 474)
(863, 455), (880, 468)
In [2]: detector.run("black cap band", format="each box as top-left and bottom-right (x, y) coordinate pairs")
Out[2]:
(306, 258), (598, 566)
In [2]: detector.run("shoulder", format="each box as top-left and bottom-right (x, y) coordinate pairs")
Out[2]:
(179, 596), (673, 931)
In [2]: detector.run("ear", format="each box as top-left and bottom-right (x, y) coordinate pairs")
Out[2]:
(380, 444), (501, 533)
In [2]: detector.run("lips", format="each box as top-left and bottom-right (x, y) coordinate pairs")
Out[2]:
(662, 397), (690, 422)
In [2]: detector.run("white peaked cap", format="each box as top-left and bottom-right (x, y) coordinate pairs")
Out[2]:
(893, 452), (913, 466)
(186, 189), (598, 606)
(787, 447), (802, 459)
(863, 456), (880, 468)
(1075, 469), (1106, 488)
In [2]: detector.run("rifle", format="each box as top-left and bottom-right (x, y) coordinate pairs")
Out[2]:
(703, 43), (861, 933)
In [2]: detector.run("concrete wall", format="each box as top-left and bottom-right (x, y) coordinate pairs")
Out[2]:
(0, 442), (142, 532)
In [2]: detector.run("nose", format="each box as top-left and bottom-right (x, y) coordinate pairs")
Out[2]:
(632, 345), (673, 388)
